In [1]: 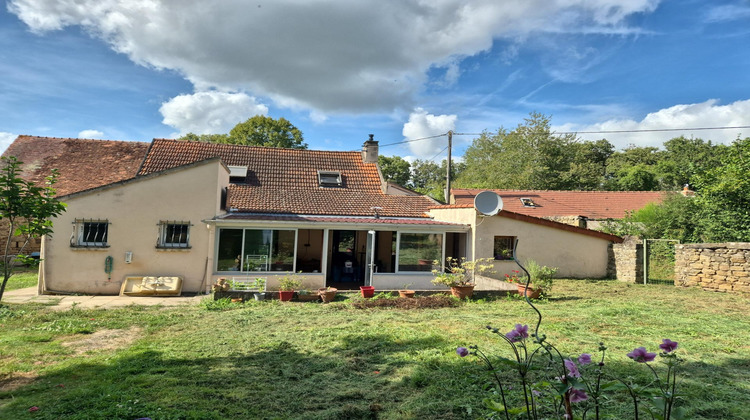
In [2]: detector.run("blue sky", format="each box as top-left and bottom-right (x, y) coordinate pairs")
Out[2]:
(2, 0), (750, 161)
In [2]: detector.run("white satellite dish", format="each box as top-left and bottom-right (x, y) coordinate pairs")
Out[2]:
(474, 191), (503, 216)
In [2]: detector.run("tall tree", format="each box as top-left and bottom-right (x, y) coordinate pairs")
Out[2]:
(179, 115), (307, 149)
(378, 155), (411, 186)
(0, 157), (66, 303)
(228, 116), (307, 149)
(656, 136), (725, 190)
(456, 112), (580, 190)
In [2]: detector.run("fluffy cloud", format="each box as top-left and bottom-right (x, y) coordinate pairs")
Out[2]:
(403, 108), (457, 159)
(159, 91), (268, 135)
(554, 99), (750, 149)
(0, 132), (17, 154)
(9, 0), (660, 114)
(78, 129), (104, 139)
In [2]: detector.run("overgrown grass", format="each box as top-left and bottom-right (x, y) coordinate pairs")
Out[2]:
(2, 269), (38, 291)
(0, 280), (748, 419)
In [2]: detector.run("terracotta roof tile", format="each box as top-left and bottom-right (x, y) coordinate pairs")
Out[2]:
(2, 136), (150, 196)
(220, 213), (464, 226)
(452, 189), (665, 219)
(141, 139), (436, 217)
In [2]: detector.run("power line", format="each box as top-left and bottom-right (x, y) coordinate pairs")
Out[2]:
(379, 133), (447, 147)
(427, 145), (449, 161)
(453, 125), (750, 137)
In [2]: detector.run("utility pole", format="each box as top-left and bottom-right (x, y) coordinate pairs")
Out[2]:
(445, 130), (452, 204)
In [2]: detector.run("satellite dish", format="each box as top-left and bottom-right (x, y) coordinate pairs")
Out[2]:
(474, 191), (503, 216)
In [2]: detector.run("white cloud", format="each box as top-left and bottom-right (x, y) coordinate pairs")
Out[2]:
(403, 108), (457, 159)
(78, 129), (104, 139)
(554, 99), (750, 149)
(9, 0), (661, 113)
(705, 4), (750, 23)
(159, 91), (268, 136)
(0, 132), (17, 154)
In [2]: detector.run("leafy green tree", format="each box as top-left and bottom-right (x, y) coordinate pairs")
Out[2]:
(228, 116), (306, 149)
(567, 139), (615, 190)
(378, 155), (411, 186)
(179, 115), (307, 149)
(604, 145), (663, 190)
(693, 137), (750, 241)
(0, 157), (66, 303)
(457, 112), (580, 190)
(656, 136), (725, 190)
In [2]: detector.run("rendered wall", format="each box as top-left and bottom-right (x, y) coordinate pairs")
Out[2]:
(40, 160), (228, 294)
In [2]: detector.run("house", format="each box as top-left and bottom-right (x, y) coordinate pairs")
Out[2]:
(39, 137), (472, 294)
(451, 189), (665, 230)
(0, 136), (149, 256)
(5, 135), (626, 295)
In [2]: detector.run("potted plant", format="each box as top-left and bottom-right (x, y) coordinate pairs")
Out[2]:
(296, 289), (319, 302)
(398, 283), (415, 298)
(431, 257), (494, 299)
(252, 277), (267, 301)
(359, 285), (375, 298)
(506, 260), (557, 298)
(318, 286), (338, 303)
(212, 277), (230, 293)
(278, 272), (303, 301)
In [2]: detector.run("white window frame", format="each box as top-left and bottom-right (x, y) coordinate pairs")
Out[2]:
(157, 221), (192, 249)
(395, 231), (445, 273)
(317, 170), (342, 187)
(215, 228), (298, 273)
(71, 219), (110, 248)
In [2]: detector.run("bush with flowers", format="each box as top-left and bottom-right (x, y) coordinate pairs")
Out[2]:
(457, 244), (685, 419)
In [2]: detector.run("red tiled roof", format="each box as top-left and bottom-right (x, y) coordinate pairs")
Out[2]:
(140, 139), (436, 217)
(2, 136), (150, 196)
(219, 213), (465, 226)
(452, 189), (665, 219)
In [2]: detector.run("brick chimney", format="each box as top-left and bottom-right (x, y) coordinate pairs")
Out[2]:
(362, 134), (379, 163)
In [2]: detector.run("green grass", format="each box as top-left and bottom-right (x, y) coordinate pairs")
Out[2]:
(1, 280), (749, 419)
(2, 269), (38, 291)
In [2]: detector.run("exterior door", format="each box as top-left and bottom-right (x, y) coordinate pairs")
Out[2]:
(364, 230), (376, 286)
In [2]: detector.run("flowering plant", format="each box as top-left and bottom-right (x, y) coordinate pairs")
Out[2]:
(431, 257), (494, 287)
(457, 244), (685, 419)
(504, 270), (525, 284)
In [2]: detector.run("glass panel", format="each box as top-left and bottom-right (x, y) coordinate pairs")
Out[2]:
(398, 233), (442, 272)
(271, 230), (295, 271)
(494, 236), (515, 260)
(82, 222), (108, 245)
(244, 230), (272, 271)
(217, 229), (243, 271)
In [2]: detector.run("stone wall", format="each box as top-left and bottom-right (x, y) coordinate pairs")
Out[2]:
(611, 236), (643, 283)
(675, 243), (750, 293)
(0, 218), (42, 256)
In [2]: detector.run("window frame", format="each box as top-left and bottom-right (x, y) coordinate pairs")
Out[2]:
(216, 227), (298, 273)
(71, 219), (110, 248)
(395, 231), (445, 273)
(493, 235), (517, 260)
(317, 170), (342, 187)
(156, 221), (192, 249)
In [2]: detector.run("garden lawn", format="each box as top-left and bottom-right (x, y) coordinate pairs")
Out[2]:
(0, 280), (748, 419)
(2, 269), (38, 291)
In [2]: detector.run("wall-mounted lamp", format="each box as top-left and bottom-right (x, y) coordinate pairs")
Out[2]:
(125, 251), (133, 264)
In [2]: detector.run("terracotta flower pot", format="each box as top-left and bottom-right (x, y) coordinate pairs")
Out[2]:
(516, 284), (542, 299)
(360, 286), (375, 298)
(450, 285), (475, 299)
(278, 290), (295, 301)
(398, 290), (415, 298)
(318, 287), (338, 303)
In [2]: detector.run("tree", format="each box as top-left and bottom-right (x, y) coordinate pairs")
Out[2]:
(179, 115), (307, 149)
(228, 115), (307, 149)
(604, 145), (663, 190)
(0, 157), (66, 303)
(656, 136), (725, 190)
(378, 155), (411, 186)
(456, 112), (580, 190)
(693, 137), (750, 241)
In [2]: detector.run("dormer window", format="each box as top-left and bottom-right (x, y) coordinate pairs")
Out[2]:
(318, 170), (342, 187)
(228, 165), (248, 184)
(520, 198), (537, 207)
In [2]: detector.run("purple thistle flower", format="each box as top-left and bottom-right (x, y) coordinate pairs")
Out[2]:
(578, 353), (592, 365)
(564, 359), (581, 378)
(456, 347), (469, 357)
(569, 388), (588, 403)
(659, 339), (679, 353)
(627, 347), (656, 363)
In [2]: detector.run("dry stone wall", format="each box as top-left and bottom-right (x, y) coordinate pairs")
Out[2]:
(675, 243), (750, 293)
(611, 236), (643, 283)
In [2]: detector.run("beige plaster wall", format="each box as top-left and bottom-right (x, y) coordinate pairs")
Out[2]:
(430, 207), (612, 281)
(41, 160), (228, 294)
